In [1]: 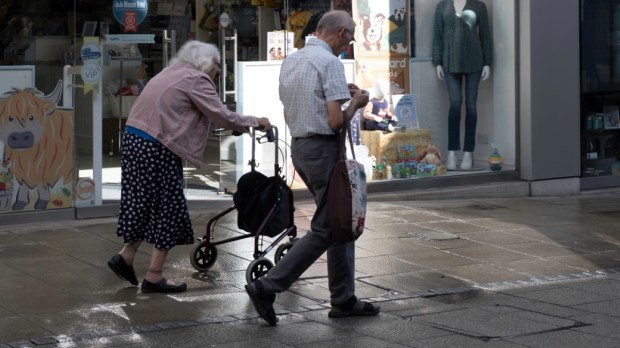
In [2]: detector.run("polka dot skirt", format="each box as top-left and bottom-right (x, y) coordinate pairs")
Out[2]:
(116, 131), (194, 250)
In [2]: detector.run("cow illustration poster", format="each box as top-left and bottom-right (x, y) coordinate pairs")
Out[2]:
(0, 81), (74, 213)
(353, 0), (410, 94)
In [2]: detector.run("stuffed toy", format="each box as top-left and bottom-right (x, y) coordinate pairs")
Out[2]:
(416, 143), (442, 166)
(0, 159), (13, 210)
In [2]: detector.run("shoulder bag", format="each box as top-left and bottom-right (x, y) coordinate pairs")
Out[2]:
(327, 115), (368, 243)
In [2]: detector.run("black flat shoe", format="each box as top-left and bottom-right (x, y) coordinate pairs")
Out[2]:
(141, 278), (187, 293)
(107, 254), (139, 286)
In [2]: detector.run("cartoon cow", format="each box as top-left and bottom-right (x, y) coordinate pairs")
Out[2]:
(360, 13), (386, 51)
(0, 80), (73, 210)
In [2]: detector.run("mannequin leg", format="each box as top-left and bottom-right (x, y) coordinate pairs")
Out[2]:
(463, 70), (483, 153)
(444, 73), (464, 153)
(447, 151), (457, 170)
(460, 151), (472, 170)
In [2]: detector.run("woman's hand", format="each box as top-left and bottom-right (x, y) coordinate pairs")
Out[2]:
(256, 117), (272, 132)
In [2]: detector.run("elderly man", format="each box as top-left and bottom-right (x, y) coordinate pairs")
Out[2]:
(245, 10), (380, 326)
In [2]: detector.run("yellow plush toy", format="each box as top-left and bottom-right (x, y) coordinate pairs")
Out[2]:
(417, 143), (442, 166)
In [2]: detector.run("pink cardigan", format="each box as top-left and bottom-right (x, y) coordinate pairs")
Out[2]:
(126, 61), (259, 167)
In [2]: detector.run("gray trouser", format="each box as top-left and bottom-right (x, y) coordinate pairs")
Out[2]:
(259, 135), (355, 305)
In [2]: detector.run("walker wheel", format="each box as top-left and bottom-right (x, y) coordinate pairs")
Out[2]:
(190, 240), (218, 272)
(246, 257), (273, 284)
(274, 242), (295, 264)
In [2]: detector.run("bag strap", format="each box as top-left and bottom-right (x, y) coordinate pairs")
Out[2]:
(338, 112), (356, 160)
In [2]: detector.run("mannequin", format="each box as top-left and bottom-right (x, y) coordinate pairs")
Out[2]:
(432, 0), (492, 170)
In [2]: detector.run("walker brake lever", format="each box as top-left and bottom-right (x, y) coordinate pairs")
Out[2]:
(257, 129), (275, 143)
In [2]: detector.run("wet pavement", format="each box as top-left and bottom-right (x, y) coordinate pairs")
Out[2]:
(1, 189), (620, 347)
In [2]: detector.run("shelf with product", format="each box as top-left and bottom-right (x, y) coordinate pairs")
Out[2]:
(581, 121), (620, 177)
(580, 86), (620, 177)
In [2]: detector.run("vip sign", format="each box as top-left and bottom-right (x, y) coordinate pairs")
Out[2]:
(80, 39), (101, 94)
(81, 62), (101, 84)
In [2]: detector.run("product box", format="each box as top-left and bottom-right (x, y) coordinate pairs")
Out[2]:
(416, 163), (436, 177)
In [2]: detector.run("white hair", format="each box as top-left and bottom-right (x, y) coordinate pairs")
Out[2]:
(171, 40), (220, 74)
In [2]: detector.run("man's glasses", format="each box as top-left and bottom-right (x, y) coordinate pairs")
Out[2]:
(343, 27), (356, 44)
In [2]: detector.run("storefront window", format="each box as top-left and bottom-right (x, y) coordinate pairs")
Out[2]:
(410, 0), (517, 180)
(0, 0), (517, 216)
(277, 0), (517, 183)
(231, 0), (516, 192)
(580, 0), (620, 187)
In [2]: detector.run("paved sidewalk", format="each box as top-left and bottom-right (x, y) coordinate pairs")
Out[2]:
(1, 191), (620, 347)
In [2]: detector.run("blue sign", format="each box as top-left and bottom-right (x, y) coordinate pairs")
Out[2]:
(80, 43), (102, 61)
(393, 94), (419, 129)
(112, 0), (148, 32)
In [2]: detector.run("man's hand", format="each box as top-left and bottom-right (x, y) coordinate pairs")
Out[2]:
(350, 88), (369, 110)
(348, 83), (361, 98)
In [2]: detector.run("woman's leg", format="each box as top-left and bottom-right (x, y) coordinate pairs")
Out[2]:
(143, 247), (180, 285)
(118, 241), (141, 265)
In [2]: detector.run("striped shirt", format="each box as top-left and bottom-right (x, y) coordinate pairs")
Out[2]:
(279, 39), (351, 138)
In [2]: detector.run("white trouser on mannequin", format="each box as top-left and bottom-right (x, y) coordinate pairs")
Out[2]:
(447, 151), (457, 170)
(460, 151), (472, 170)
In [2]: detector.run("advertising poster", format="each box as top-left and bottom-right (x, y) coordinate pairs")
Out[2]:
(355, 56), (409, 94)
(353, 0), (410, 93)
(0, 81), (74, 213)
(267, 31), (295, 61)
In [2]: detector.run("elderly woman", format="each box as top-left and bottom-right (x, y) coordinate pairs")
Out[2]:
(107, 40), (271, 293)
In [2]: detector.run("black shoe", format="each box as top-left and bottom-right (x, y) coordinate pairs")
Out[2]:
(141, 278), (187, 293)
(245, 281), (277, 325)
(107, 254), (139, 286)
(328, 295), (381, 318)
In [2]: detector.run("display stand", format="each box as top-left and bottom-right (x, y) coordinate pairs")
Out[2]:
(63, 64), (103, 206)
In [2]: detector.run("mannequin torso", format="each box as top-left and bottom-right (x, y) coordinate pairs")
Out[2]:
(453, 0), (467, 16)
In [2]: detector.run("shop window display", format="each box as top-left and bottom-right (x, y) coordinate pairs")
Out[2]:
(0, 0), (518, 212)
(410, 0), (517, 176)
(261, 0), (516, 184)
